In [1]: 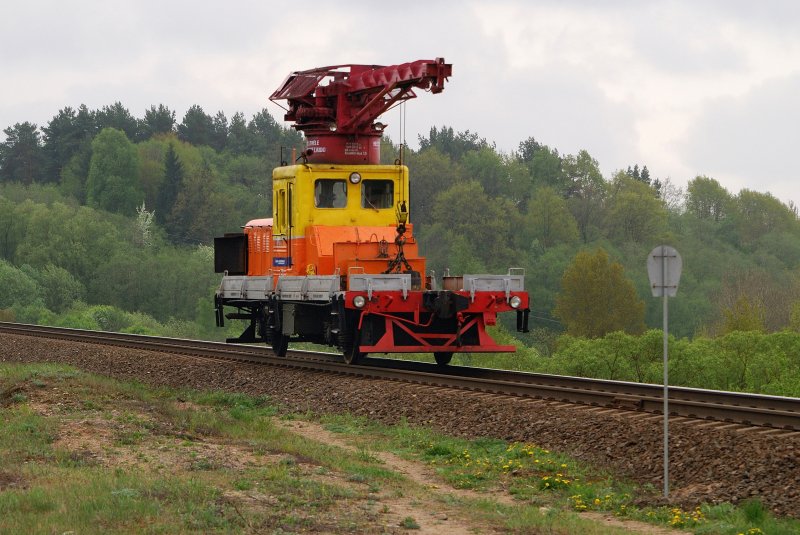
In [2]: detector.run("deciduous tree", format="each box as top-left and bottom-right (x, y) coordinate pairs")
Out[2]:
(423, 181), (519, 272)
(528, 145), (566, 194)
(554, 248), (645, 337)
(0, 259), (42, 308)
(405, 147), (463, 230)
(606, 173), (667, 244)
(685, 175), (731, 222)
(721, 295), (766, 334)
(22, 263), (85, 313)
(524, 187), (579, 248)
(734, 189), (797, 246)
(563, 150), (606, 241)
(86, 128), (142, 214)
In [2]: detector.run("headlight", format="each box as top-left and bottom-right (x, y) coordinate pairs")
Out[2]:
(349, 172), (362, 184)
(353, 295), (366, 308)
(509, 295), (522, 309)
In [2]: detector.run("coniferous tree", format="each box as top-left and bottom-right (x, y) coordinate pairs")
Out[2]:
(42, 107), (79, 181)
(140, 104), (176, 139)
(418, 126), (488, 160)
(156, 142), (183, 226)
(178, 105), (214, 147)
(96, 102), (139, 140)
(516, 136), (542, 163)
(0, 122), (45, 184)
(247, 109), (281, 144)
(248, 109), (302, 162)
(227, 112), (253, 155)
(210, 111), (228, 151)
(48, 104), (97, 196)
(640, 165), (650, 184)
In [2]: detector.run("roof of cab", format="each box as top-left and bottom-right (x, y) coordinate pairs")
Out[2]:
(244, 218), (273, 227)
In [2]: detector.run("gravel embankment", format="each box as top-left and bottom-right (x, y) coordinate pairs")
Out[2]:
(2, 333), (799, 517)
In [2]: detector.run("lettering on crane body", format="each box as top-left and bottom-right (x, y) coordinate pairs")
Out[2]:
(344, 141), (367, 156)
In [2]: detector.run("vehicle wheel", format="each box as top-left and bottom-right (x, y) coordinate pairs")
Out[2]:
(271, 329), (289, 357)
(434, 352), (453, 366)
(342, 327), (364, 365)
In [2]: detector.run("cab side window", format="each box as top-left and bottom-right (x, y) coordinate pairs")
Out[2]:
(314, 179), (347, 208)
(361, 180), (393, 209)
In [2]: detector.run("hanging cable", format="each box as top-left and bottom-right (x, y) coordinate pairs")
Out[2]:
(400, 101), (407, 203)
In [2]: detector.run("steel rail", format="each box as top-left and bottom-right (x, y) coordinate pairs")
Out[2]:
(360, 357), (800, 427)
(2, 322), (799, 431)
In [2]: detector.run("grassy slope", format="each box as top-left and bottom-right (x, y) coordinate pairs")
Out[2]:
(0, 362), (796, 534)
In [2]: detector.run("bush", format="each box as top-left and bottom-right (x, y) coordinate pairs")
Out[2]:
(0, 260), (43, 309)
(546, 329), (800, 396)
(12, 303), (57, 326)
(22, 264), (85, 313)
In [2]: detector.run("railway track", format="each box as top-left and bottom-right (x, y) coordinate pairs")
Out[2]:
(2, 321), (799, 432)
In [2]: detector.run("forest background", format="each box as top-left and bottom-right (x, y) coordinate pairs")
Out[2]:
(2, 102), (800, 396)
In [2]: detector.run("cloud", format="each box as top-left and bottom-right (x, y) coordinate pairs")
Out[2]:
(682, 73), (800, 203)
(2, 0), (800, 209)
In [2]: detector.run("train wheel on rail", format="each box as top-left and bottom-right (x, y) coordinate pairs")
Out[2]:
(271, 329), (289, 357)
(341, 327), (365, 365)
(434, 352), (453, 366)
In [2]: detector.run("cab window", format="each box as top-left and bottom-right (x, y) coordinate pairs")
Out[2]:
(314, 179), (347, 208)
(275, 188), (287, 233)
(362, 180), (393, 209)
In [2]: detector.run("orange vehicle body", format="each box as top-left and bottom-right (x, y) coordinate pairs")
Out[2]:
(243, 219), (424, 285)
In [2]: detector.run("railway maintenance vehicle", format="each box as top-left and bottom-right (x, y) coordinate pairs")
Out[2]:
(214, 58), (529, 364)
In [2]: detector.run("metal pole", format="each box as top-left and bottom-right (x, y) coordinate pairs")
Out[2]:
(662, 246), (669, 498)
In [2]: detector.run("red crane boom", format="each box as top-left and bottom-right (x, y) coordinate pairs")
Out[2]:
(270, 58), (452, 164)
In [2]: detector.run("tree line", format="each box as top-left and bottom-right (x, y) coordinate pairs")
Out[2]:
(0, 103), (303, 184)
(0, 103), (301, 244)
(2, 106), (800, 350)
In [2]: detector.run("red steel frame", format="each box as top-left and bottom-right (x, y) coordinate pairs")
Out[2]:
(345, 290), (529, 353)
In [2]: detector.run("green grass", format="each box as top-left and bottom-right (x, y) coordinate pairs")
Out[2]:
(0, 468), (242, 534)
(318, 412), (800, 534)
(399, 515), (420, 529)
(3, 361), (799, 534)
(0, 363), (382, 534)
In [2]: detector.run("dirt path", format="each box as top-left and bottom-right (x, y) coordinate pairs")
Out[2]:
(278, 420), (692, 535)
(279, 419), (501, 534)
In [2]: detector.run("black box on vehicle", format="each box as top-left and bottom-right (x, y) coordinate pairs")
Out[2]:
(214, 233), (248, 274)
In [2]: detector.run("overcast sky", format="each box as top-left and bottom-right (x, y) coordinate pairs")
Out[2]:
(3, 1), (799, 207)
